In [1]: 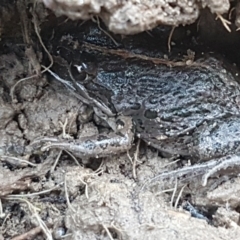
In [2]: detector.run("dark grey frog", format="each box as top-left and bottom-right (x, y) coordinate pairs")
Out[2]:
(34, 46), (240, 171)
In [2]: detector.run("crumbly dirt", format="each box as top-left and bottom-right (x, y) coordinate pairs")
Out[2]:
(1, 1), (240, 240)
(41, 0), (233, 34)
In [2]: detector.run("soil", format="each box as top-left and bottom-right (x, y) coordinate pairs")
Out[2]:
(1, 1), (240, 240)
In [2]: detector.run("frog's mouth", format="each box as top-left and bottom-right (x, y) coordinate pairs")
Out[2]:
(45, 55), (117, 117)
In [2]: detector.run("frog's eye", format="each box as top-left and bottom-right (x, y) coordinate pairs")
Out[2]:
(70, 64), (87, 82)
(74, 64), (84, 73)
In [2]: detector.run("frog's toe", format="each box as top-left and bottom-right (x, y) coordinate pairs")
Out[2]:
(29, 137), (60, 150)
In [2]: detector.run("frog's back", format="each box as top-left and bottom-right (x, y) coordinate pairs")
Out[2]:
(95, 57), (239, 129)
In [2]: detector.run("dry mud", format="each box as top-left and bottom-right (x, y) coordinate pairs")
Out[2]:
(1, 0), (240, 239)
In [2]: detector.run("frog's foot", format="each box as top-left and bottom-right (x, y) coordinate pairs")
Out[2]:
(147, 154), (240, 187)
(202, 154), (240, 186)
(30, 116), (134, 159)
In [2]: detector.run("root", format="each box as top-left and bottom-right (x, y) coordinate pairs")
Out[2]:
(174, 184), (187, 208)
(9, 183), (63, 198)
(102, 224), (114, 240)
(64, 175), (76, 213)
(127, 139), (141, 179)
(0, 155), (37, 167)
(168, 26), (176, 52)
(11, 225), (51, 240)
(170, 179), (178, 207)
(5, 197), (53, 240)
(92, 16), (119, 46)
(51, 150), (63, 172)
(216, 14), (231, 32)
(11, 1), (53, 102)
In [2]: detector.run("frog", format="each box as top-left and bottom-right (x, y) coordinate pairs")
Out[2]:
(29, 22), (240, 185)
(32, 40), (240, 166)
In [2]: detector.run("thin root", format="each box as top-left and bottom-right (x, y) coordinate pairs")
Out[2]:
(11, 225), (48, 240)
(216, 14), (231, 32)
(170, 179), (178, 208)
(9, 183), (63, 198)
(102, 224), (114, 240)
(64, 150), (81, 166)
(59, 118), (73, 139)
(92, 16), (119, 46)
(174, 184), (187, 208)
(0, 155), (37, 167)
(0, 199), (5, 218)
(168, 26), (176, 52)
(51, 150), (63, 172)
(228, 7), (235, 20)
(133, 139), (141, 179)
(64, 175), (76, 213)
(11, 1), (54, 102)
(5, 197), (53, 240)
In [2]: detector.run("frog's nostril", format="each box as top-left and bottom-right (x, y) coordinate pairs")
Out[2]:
(144, 109), (158, 119)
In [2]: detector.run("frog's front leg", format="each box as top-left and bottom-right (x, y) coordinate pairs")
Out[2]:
(30, 116), (134, 159)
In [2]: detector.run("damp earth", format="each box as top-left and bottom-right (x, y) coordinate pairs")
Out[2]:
(1, 1), (240, 239)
